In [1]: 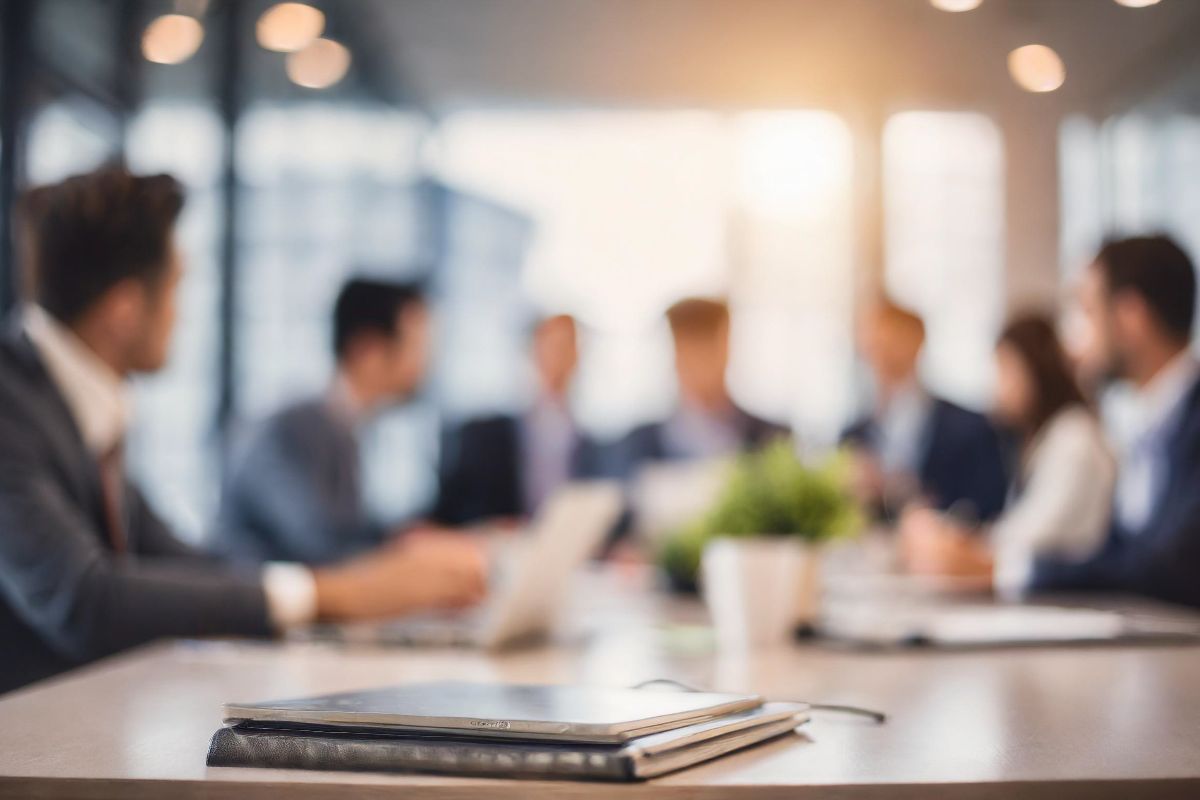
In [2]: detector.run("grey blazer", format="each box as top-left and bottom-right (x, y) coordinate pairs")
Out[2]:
(216, 398), (385, 566)
(0, 322), (272, 695)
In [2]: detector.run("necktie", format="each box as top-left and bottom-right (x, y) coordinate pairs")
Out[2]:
(97, 442), (127, 554)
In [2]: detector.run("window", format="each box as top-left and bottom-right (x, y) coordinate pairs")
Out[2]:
(235, 103), (434, 521)
(124, 103), (224, 539)
(25, 100), (116, 184)
(731, 112), (855, 441)
(236, 103), (428, 417)
(883, 111), (1005, 409)
(432, 111), (731, 438)
(432, 109), (856, 443)
(1061, 113), (1200, 280)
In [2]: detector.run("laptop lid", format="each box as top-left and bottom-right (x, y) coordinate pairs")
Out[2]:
(477, 481), (624, 649)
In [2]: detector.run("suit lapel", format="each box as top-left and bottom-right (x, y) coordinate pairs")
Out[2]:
(1, 323), (116, 550)
(1139, 376), (1200, 543)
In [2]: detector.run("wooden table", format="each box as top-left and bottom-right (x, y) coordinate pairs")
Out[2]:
(1, 569), (1199, 799)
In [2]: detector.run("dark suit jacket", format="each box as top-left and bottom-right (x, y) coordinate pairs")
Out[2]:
(432, 414), (604, 526)
(0, 323), (271, 695)
(1031, 377), (1200, 608)
(606, 405), (789, 480)
(217, 399), (385, 566)
(842, 397), (1010, 522)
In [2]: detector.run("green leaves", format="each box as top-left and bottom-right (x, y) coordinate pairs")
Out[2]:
(703, 441), (862, 541)
(657, 442), (863, 587)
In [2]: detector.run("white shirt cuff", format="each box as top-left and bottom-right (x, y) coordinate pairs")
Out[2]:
(262, 563), (318, 630)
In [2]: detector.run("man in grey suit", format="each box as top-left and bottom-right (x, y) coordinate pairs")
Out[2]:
(0, 167), (485, 694)
(218, 279), (430, 564)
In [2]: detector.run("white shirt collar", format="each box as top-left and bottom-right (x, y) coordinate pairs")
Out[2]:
(23, 305), (130, 455)
(328, 375), (366, 427)
(1132, 350), (1200, 438)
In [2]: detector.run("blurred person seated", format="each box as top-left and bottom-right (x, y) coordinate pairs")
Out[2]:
(1029, 235), (1200, 607)
(899, 315), (1116, 595)
(616, 298), (787, 471)
(842, 298), (1010, 523)
(433, 314), (603, 526)
(218, 279), (431, 564)
(0, 167), (484, 694)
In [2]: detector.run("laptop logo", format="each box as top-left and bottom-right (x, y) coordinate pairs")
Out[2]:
(470, 719), (511, 730)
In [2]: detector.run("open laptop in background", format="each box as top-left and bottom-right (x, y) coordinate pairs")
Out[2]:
(819, 601), (1200, 648)
(630, 458), (730, 548)
(297, 481), (624, 650)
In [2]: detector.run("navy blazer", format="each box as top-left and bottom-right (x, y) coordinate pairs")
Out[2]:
(1031, 377), (1200, 608)
(606, 406), (789, 481)
(432, 414), (605, 526)
(843, 397), (1011, 522)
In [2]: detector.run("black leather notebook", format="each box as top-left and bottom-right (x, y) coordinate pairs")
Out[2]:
(206, 702), (806, 781)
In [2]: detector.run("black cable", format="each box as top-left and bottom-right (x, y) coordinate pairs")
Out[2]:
(630, 678), (887, 724)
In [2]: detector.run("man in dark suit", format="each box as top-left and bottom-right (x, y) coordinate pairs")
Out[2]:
(218, 279), (430, 564)
(842, 298), (1009, 522)
(611, 298), (788, 477)
(434, 314), (602, 525)
(0, 167), (484, 694)
(1032, 235), (1200, 607)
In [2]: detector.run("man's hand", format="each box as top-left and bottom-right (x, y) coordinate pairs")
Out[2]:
(848, 450), (887, 507)
(898, 507), (993, 583)
(313, 533), (487, 622)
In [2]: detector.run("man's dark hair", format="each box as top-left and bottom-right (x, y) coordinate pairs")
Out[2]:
(19, 166), (185, 324)
(333, 278), (425, 359)
(1095, 235), (1196, 343)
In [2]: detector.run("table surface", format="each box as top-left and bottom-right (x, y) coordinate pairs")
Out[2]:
(2, 567), (1200, 800)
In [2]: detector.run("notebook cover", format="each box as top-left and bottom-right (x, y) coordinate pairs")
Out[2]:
(206, 704), (806, 782)
(206, 725), (636, 781)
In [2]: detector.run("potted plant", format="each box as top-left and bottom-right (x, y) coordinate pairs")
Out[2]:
(659, 441), (862, 647)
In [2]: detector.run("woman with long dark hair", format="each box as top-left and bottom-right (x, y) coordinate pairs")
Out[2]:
(900, 314), (1115, 595)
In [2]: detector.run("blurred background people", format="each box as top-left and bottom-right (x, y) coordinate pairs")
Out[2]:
(434, 314), (602, 525)
(617, 298), (787, 474)
(0, 167), (485, 694)
(217, 279), (430, 565)
(900, 315), (1115, 595)
(843, 298), (1010, 523)
(1032, 236), (1200, 607)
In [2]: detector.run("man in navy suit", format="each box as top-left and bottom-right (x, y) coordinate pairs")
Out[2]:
(842, 298), (1009, 523)
(610, 298), (788, 478)
(1032, 235), (1200, 608)
(434, 314), (604, 525)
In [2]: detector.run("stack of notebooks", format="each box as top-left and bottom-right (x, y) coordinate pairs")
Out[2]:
(207, 681), (808, 781)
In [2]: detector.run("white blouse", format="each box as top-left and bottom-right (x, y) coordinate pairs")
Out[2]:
(991, 406), (1116, 597)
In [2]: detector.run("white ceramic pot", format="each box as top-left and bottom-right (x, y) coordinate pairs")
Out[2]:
(701, 537), (822, 649)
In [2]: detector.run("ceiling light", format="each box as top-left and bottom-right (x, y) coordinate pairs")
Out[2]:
(286, 38), (351, 89)
(1113, 0), (1161, 7)
(141, 14), (205, 65)
(1008, 44), (1066, 93)
(930, 0), (983, 11)
(256, 2), (325, 52)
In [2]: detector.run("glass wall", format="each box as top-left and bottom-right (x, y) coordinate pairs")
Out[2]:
(431, 109), (857, 445)
(124, 103), (224, 540)
(883, 111), (1006, 410)
(1060, 112), (1200, 282)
